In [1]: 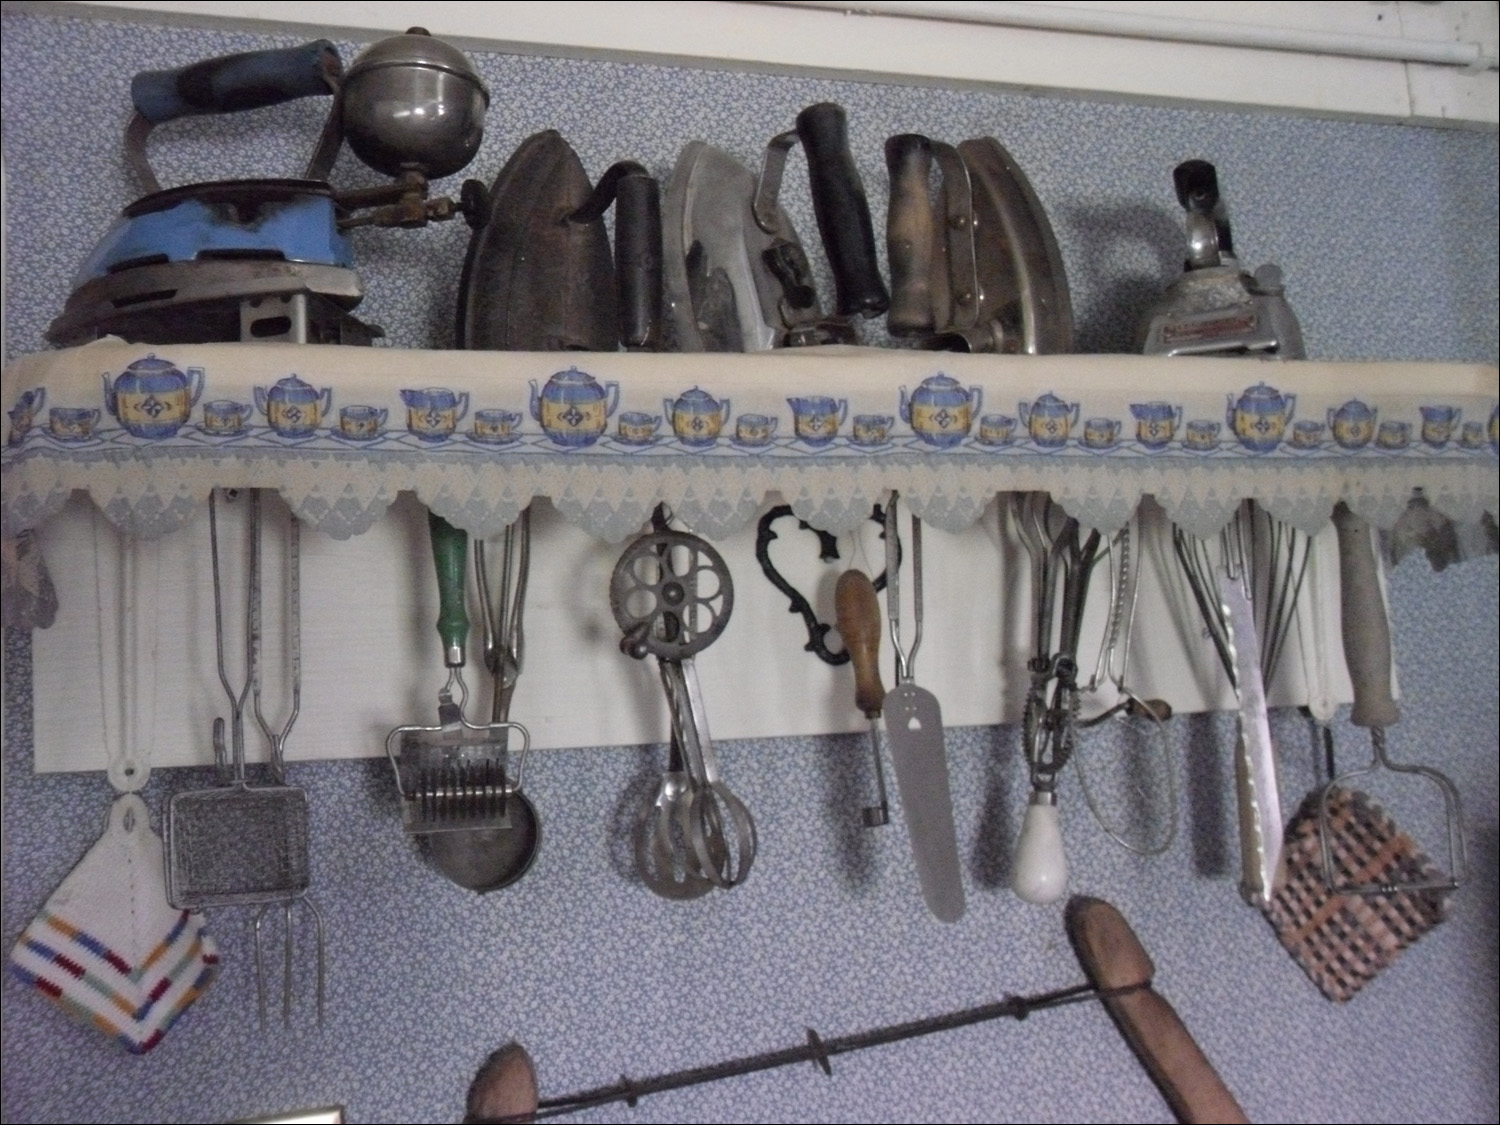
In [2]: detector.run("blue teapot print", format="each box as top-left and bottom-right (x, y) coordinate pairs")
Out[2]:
(530, 367), (618, 448)
(666, 387), (730, 448)
(1018, 392), (1079, 448)
(255, 374), (331, 438)
(1129, 401), (1181, 450)
(103, 354), (204, 438)
(1226, 383), (1294, 453)
(1327, 399), (1376, 450)
(1419, 404), (1461, 448)
(900, 373), (982, 448)
(401, 387), (469, 442)
(786, 395), (846, 447)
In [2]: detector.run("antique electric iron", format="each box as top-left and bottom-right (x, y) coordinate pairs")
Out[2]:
(48, 29), (489, 348)
(1138, 159), (1304, 359)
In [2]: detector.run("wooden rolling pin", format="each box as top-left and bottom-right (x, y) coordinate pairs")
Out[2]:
(1066, 896), (1249, 1125)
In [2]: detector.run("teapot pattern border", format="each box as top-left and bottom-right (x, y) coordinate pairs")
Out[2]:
(5, 356), (1496, 465)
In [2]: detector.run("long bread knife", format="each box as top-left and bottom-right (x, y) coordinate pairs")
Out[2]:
(1218, 569), (1284, 906)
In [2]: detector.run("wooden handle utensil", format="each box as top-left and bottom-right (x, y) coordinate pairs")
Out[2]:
(1066, 896), (1249, 1125)
(835, 569), (884, 717)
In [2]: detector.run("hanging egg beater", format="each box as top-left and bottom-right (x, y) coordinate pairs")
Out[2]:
(47, 28), (490, 347)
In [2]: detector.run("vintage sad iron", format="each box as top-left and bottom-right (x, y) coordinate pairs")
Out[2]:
(663, 103), (887, 352)
(885, 134), (1073, 354)
(1138, 159), (1305, 358)
(457, 131), (663, 352)
(48, 28), (490, 348)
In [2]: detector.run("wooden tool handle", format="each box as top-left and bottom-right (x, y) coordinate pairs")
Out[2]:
(1066, 897), (1249, 1125)
(1331, 502), (1400, 730)
(884, 133), (937, 336)
(835, 570), (884, 717)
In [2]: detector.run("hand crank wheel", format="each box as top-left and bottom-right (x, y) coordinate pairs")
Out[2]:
(610, 529), (734, 661)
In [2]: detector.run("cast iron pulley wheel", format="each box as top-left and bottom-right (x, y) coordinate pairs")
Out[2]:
(611, 530), (733, 661)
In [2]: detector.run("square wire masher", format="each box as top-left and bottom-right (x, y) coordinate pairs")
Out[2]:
(166, 785), (311, 908)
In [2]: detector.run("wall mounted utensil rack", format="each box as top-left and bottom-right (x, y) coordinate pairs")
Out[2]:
(4, 340), (1496, 772)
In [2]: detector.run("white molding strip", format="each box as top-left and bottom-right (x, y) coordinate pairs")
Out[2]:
(784, 2), (1497, 69)
(31, 0), (1500, 128)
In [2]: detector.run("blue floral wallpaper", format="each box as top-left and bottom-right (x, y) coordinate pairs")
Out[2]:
(2, 7), (1496, 1123)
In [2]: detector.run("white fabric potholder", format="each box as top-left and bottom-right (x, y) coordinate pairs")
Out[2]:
(9, 793), (220, 1053)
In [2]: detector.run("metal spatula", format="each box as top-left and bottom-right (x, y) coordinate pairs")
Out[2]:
(882, 493), (965, 923)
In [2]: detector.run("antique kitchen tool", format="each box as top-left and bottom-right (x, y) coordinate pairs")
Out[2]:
(1010, 492), (1105, 904)
(1067, 897), (1250, 1124)
(1218, 541), (1284, 908)
(1262, 503), (1464, 1001)
(1317, 504), (1464, 895)
(458, 132), (662, 351)
(1172, 501), (1317, 907)
(885, 133), (1073, 353)
(49, 30), (489, 347)
(1074, 520), (1178, 857)
(1171, 512), (1284, 908)
(634, 718), (716, 901)
(754, 504), (896, 667)
(882, 493), (965, 922)
(834, 569), (891, 827)
(1138, 159), (1304, 358)
(165, 488), (323, 1024)
(529, 894), (1245, 1119)
(385, 512), (538, 893)
(1141, 158), (1311, 906)
(612, 509), (755, 892)
(423, 511), (544, 893)
(664, 103), (885, 352)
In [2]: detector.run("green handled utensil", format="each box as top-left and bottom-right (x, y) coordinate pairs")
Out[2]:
(385, 511), (535, 849)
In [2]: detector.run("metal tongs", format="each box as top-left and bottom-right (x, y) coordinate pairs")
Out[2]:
(476, 506), (531, 759)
